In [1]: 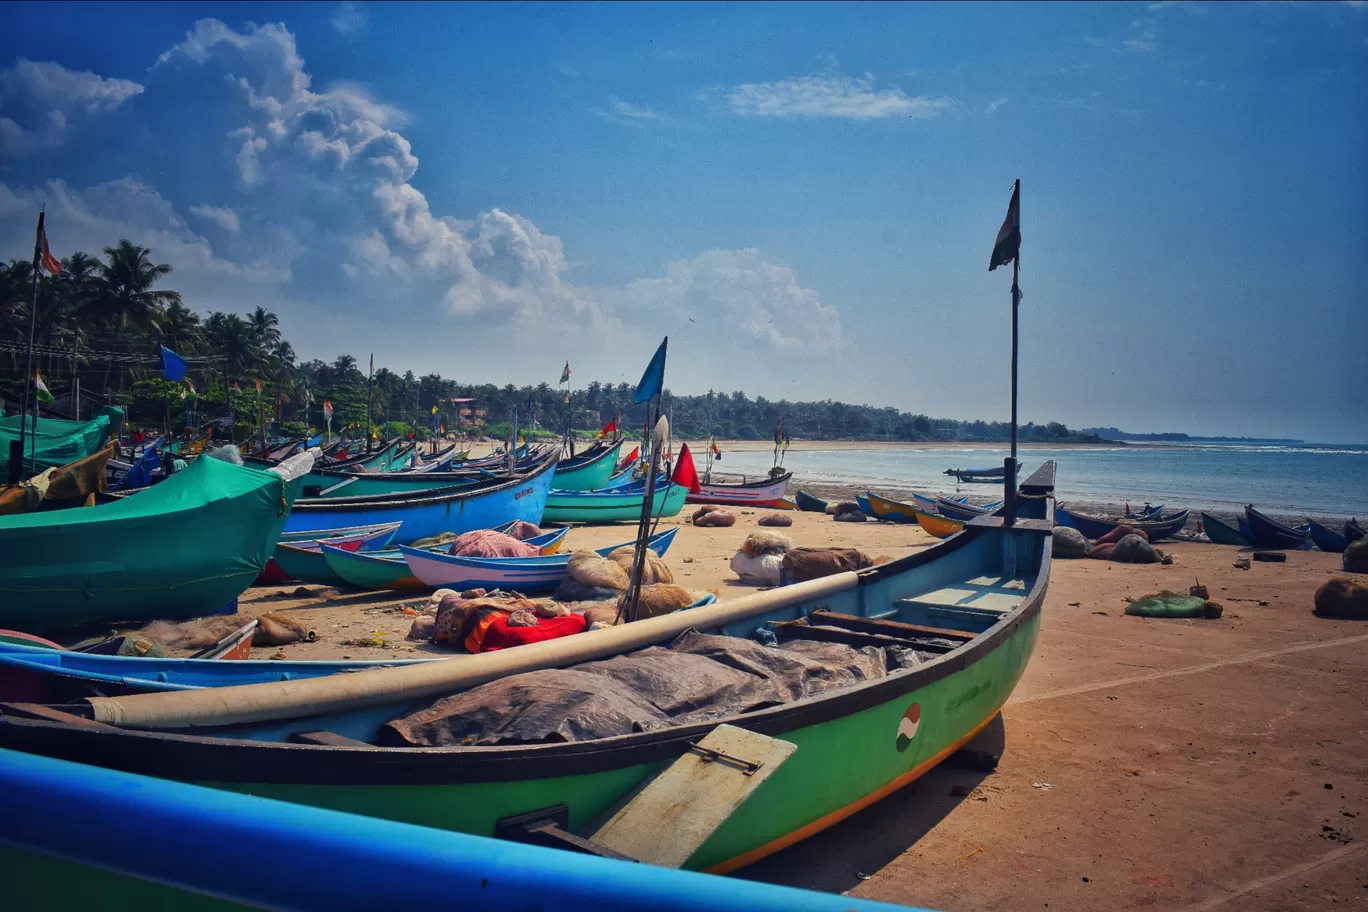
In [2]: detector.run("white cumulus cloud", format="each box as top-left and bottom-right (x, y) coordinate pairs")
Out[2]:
(189, 204), (240, 232)
(330, 2), (370, 35)
(727, 71), (952, 120)
(0, 58), (143, 157)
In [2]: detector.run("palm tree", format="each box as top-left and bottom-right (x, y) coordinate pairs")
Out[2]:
(248, 306), (281, 351)
(84, 240), (181, 393)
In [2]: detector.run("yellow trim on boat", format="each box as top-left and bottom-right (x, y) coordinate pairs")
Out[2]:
(913, 508), (964, 539)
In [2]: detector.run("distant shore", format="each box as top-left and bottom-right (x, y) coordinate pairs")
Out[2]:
(701, 439), (1117, 453)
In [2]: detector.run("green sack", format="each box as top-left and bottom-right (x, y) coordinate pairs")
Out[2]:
(1126, 592), (1218, 619)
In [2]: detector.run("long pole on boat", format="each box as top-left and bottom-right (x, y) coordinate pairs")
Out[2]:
(365, 353), (374, 452)
(619, 336), (668, 624)
(990, 179), (1022, 524)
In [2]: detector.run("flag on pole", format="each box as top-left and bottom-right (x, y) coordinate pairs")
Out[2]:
(232, 382), (241, 392)
(37, 213), (62, 277)
(560, 361), (571, 384)
(672, 443), (701, 494)
(989, 180), (1021, 272)
(773, 421), (783, 446)
(322, 400), (333, 421)
(184, 379), (196, 395)
(254, 378), (262, 393)
(368, 353), (374, 378)
(597, 418), (617, 439)
(159, 345), (188, 382)
(622, 445), (639, 465)
(634, 337), (667, 403)
(563, 389), (570, 404)
(34, 369), (53, 402)
(711, 439), (722, 460)
(431, 404), (439, 415)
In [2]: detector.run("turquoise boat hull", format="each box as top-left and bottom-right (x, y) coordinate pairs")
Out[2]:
(542, 481), (689, 524)
(551, 441), (623, 492)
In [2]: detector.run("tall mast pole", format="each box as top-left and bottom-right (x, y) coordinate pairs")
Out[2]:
(1005, 181), (1021, 524)
(16, 211), (45, 480)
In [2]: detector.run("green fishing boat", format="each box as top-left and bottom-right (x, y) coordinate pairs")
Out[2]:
(300, 469), (478, 500)
(0, 407), (121, 479)
(0, 464), (1055, 874)
(542, 480), (689, 524)
(550, 440), (623, 492)
(0, 456), (300, 633)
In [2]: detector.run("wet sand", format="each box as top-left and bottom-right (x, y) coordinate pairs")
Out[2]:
(237, 511), (1366, 910)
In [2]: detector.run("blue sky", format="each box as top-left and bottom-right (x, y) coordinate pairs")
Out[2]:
(2, 1), (1365, 441)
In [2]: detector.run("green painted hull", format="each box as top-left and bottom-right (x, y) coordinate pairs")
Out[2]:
(321, 547), (422, 590)
(551, 441), (623, 492)
(542, 481), (689, 524)
(271, 544), (349, 588)
(301, 471), (472, 499)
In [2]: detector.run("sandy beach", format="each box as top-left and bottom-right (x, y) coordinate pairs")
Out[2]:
(225, 504), (1368, 911)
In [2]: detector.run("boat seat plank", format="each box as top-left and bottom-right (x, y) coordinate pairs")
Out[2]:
(965, 516), (1053, 533)
(903, 576), (1026, 614)
(773, 622), (956, 653)
(807, 609), (977, 642)
(590, 723), (796, 868)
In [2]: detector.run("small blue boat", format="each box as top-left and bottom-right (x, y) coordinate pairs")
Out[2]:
(1055, 505), (1190, 542)
(936, 496), (1004, 522)
(1201, 512), (1251, 546)
(1244, 505), (1310, 551)
(1307, 519), (1347, 554)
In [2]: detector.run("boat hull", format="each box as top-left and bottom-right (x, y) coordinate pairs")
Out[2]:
(686, 473), (791, 507)
(864, 491), (919, 524)
(542, 482), (689, 524)
(1243, 506), (1310, 551)
(1200, 512), (1250, 546)
(551, 441), (623, 492)
(794, 490), (827, 513)
(1054, 505), (1190, 542)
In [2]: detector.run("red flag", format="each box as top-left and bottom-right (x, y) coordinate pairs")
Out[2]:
(622, 445), (639, 465)
(598, 418), (617, 439)
(255, 378), (263, 393)
(672, 442), (701, 494)
(37, 213), (62, 276)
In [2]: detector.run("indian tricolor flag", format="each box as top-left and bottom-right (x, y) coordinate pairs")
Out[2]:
(895, 703), (921, 752)
(989, 179), (1020, 272)
(37, 212), (63, 277)
(34, 369), (53, 402)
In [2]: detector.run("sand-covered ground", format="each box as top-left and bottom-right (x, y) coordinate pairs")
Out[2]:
(230, 506), (1368, 911)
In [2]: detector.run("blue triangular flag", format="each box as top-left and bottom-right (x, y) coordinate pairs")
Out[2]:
(160, 345), (188, 382)
(634, 336), (668, 404)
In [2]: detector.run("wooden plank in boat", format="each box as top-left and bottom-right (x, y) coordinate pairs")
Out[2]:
(808, 609), (977, 641)
(965, 515), (1053, 532)
(287, 730), (374, 747)
(590, 723), (796, 868)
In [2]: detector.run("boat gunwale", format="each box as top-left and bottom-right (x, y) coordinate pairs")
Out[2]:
(291, 454), (559, 512)
(0, 493), (1053, 786)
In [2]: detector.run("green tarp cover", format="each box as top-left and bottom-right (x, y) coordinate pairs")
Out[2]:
(0, 411), (117, 478)
(0, 455), (300, 633)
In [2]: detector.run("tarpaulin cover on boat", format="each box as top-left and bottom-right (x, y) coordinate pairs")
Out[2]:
(382, 630), (922, 747)
(0, 410), (119, 479)
(0, 454), (299, 633)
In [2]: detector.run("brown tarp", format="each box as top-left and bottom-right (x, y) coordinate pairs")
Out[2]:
(0, 444), (114, 515)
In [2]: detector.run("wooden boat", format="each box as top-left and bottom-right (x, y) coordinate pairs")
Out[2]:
(911, 508), (965, 540)
(542, 480), (689, 524)
(1347, 519), (1365, 545)
(285, 454), (559, 545)
(935, 497), (1003, 522)
(321, 527), (570, 592)
(400, 529), (678, 592)
(794, 490), (827, 513)
(0, 749), (894, 912)
(944, 466), (1005, 484)
(686, 471), (792, 508)
(1243, 505), (1310, 551)
(0, 638), (438, 701)
(0, 463), (1057, 875)
(551, 441), (623, 493)
(1200, 512), (1251, 547)
(855, 494), (877, 518)
(0, 456), (300, 634)
(863, 491), (919, 524)
(911, 493), (942, 515)
(256, 521), (404, 585)
(1054, 505), (1190, 542)
(1308, 519), (1348, 554)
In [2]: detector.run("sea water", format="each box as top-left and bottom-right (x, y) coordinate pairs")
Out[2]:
(707, 444), (1368, 518)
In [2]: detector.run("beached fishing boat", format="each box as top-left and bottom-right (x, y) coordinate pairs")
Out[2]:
(399, 529), (677, 592)
(0, 408), (120, 480)
(1054, 505), (1190, 542)
(0, 749), (901, 912)
(686, 471), (792, 508)
(912, 509), (965, 540)
(1200, 512), (1251, 547)
(911, 493), (942, 515)
(1307, 519), (1348, 554)
(0, 463), (1057, 875)
(935, 497), (1003, 522)
(285, 453), (558, 545)
(542, 479), (690, 524)
(1347, 519), (1365, 545)
(944, 466), (1005, 484)
(320, 527), (570, 591)
(256, 521), (404, 585)
(794, 490), (827, 513)
(856, 494), (876, 518)
(864, 491), (919, 523)
(1243, 506), (1310, 551)
(0, 456), (303, 634)
(551, 441), (623, 492)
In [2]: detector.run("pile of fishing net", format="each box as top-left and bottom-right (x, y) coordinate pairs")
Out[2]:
(729, 530), (795, 585)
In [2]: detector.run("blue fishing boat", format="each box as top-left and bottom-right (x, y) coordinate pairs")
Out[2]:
(944, 466), (1005, 484)
(1200, 512), (1251, 547)
(1243, 505), (1310, 551)
(935, 496), (1004, 522)
(284, 454), (558, 545)
(1055, 504), (1190, 542)
(1307, 519), (1348, 554)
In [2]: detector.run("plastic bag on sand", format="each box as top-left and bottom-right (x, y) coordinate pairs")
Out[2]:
(1314, 578), (1368, 619)
(1052, 526), (1089, 559)
(504, 521), (543, 541)
(567, 551), (630, 590)
(694, 509), (736, 527)
(1125, 592), (1219, 619)
(1111, 534), (1160, 564)
(730, 551), (784, 585)
(448, 529), (539, 558)
(606, 546), (674, 584)
(1098, 524), (1148, 544)
(781, 548), (873, 584)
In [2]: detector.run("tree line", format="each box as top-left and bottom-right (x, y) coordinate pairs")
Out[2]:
(1, 237), (1104, 444)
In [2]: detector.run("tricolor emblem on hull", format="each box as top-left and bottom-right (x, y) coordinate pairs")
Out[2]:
(895, 703), (921, 752)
